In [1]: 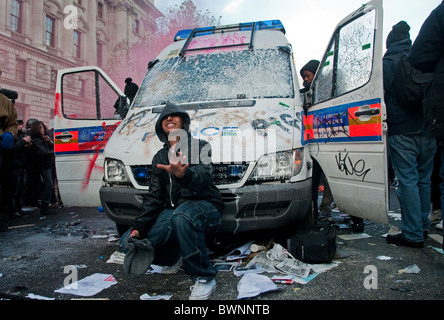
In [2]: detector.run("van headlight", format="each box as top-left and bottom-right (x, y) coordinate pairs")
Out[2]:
(105, 159), (130, 184)
(248, 149), (303, 181)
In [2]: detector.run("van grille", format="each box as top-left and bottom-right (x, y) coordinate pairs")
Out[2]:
(130, 163), (249, 187)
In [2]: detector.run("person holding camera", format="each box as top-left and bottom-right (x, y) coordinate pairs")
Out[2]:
(29, 120), (55, 216)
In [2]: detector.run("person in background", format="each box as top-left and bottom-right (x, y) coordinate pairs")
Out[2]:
(408, 2), (444, 247)
(29, 120), (56, 216)
(23, 118), (42, 208)
(383, 21), (436, 248)
(124, 77), (139, 104)
(299, 60), (338, 223)
(1, 117), (31, 218)
(0, 65), (18, 231)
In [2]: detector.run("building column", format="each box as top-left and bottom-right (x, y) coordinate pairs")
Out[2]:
(30, 0), (45, 49)
(85, 0), (97, 65)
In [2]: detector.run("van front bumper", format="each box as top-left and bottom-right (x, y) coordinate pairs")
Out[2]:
(100, 178), (312, 234)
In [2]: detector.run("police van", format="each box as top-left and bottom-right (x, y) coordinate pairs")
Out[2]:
(54, 0), (388, 235)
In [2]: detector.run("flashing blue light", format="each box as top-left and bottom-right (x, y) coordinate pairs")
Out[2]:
(227, 165), (244, 177)
(174, 20), (285, 41)
(134, 167), (149, 179)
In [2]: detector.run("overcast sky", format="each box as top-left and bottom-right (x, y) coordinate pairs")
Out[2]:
(154, 0), (442, 77)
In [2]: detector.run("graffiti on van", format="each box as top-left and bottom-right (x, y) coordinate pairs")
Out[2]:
(335, 151), (371, 181)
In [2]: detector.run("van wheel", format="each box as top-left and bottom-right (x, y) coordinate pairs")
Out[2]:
(116, 223), (131, 236)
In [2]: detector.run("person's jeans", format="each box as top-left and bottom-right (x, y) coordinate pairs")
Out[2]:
(120, 200), (222, 281)
(389, 134), (436, 242)
(40, 168), (54, 209)
(439, 141), (444, 250)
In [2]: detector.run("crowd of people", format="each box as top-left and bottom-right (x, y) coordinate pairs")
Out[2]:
(0, 115), (62, 228)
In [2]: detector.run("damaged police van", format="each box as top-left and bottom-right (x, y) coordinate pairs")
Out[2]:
(54, 0), (388, 235)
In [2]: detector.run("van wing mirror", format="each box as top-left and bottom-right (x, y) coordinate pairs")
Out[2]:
(303, 89), (313, 110)
(114, 95), (130, 119)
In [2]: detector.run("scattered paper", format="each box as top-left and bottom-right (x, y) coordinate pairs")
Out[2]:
(233, 264), (265, 276)
(214, 262), (238, 271)
(246, 252), (279, 273)
(26, 293), (55, 300)
(237, 273), (280, 299)
(428, 246), (444, 255)
(106, 251), (125, 264)
(140, 293), (172, 300)
(388, 213), (402, 221)
(310, 261), (339, 274)
(55, 273), (117, 297)
(376, 255), (392, 260)
(398, 264), (420, 274)
(273, 258), (311, 278)
(145, 265), (163, 274)
(226, 241), (254, 261)
(292, 273), (319, 285)
(338, 233), (372, 240)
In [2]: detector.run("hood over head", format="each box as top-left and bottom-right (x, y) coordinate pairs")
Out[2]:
(386, 21), (411, 49)
(155, 102), (191, 144)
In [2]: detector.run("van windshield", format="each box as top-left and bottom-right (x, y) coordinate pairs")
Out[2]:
(132, 48), (294, 107)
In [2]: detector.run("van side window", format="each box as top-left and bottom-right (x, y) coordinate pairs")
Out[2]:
(62, 70), (119, 120)
(313, 9), (376, 104)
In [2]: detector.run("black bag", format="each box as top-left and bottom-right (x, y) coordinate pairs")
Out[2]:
(286, 224), (337, 264)
(391, 51), (433, 109)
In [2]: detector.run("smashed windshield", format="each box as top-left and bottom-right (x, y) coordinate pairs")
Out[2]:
(132, 48), (294, 107)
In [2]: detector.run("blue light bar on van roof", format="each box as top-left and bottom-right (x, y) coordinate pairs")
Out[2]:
(174, 20), (285, 41)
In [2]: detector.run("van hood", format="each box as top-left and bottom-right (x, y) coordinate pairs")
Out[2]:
(103, 100), (301, 166)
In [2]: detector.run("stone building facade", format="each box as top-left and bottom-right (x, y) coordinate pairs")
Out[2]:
(0, 0), (161, 126)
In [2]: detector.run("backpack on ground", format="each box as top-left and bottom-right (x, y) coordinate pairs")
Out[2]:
(390, 51), (433, 109)
(286, 223), (337, 264)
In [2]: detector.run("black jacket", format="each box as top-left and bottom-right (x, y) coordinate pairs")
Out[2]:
(383, 39), (425, 136)
(3, 130), (28, 170)
(408, 1), (444, 139)
(133, 103), (224, 236)
(30, 135), (54, 170)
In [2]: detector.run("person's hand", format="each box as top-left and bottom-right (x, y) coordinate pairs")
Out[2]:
(23, 135), (31, 144)
(157, 149), (189, 179)
(0, 131), (13, 149)
(130, 229), (140, 238)
(44, 135), (53, 144)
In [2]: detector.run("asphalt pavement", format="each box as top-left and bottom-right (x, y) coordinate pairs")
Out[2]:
(0, 187), (442, 315)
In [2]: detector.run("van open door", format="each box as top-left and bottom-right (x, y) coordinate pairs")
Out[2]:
(54, 66), (128, 207)
(304, 0), (388, 224)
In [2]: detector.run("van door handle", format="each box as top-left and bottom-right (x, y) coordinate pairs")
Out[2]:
(55, 132), (74, 142)
(353, 105), (380, 121)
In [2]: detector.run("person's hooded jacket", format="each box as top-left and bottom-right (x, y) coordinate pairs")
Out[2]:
(408, 2), (444, 140)
(133, 103), (224, 236)
(383, 21), (425, 136)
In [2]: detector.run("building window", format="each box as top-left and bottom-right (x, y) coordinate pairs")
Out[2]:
(97, 42), (103, 67)
(45, 15), (56, 47)
(16, 59), (26, 82)
(98, 2), (103, 19)
(74, 30), (81, 58)
(10, 0), (22, 33)
(134, 20), (140, 35)
(51, 69), (57, 90)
